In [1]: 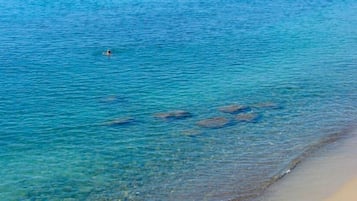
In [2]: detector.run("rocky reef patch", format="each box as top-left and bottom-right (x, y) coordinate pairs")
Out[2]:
(196, 117), (232, 129)
(218, 104), (250, 114)
(154, 110), (192, 121)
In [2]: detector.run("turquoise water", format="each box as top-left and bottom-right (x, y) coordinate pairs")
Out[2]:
(1, 0), (357, 200)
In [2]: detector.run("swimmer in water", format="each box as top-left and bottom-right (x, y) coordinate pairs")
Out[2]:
(104, 49), (112, 56)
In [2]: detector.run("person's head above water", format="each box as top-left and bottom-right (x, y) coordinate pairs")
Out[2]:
(104, 49), (112, 56)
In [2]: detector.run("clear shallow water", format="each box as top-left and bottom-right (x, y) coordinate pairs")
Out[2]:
(0, 0), (357, 200)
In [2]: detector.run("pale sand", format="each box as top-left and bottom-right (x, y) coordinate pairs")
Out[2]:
(324, 177), (357, 201)
(259, 128), (357, 201)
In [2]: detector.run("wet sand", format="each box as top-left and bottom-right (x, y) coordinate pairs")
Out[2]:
(259, 128), (357, 201)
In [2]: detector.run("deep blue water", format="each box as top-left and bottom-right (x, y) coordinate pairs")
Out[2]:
(1, 0), (357, 200)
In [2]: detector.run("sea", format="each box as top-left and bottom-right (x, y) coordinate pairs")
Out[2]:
(0, 0), (356, 201)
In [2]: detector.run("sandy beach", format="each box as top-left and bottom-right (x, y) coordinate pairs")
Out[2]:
(324, 177), (357, 201)
(260, 128), (357, 201)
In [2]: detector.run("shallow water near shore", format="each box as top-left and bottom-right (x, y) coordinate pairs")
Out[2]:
(1, 1), (357, 200)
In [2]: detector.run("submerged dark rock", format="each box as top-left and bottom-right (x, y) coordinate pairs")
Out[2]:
(196, 117), (231, 129)
(105, 117), (134, 126)
(235, 113), (260, 123)
(218, 104), (249, 114)
(154, 110), (192, 120)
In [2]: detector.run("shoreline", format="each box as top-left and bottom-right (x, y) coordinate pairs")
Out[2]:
(256, 127), (357, 201)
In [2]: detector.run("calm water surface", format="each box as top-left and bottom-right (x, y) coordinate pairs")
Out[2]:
(0, 0), (357, 200)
